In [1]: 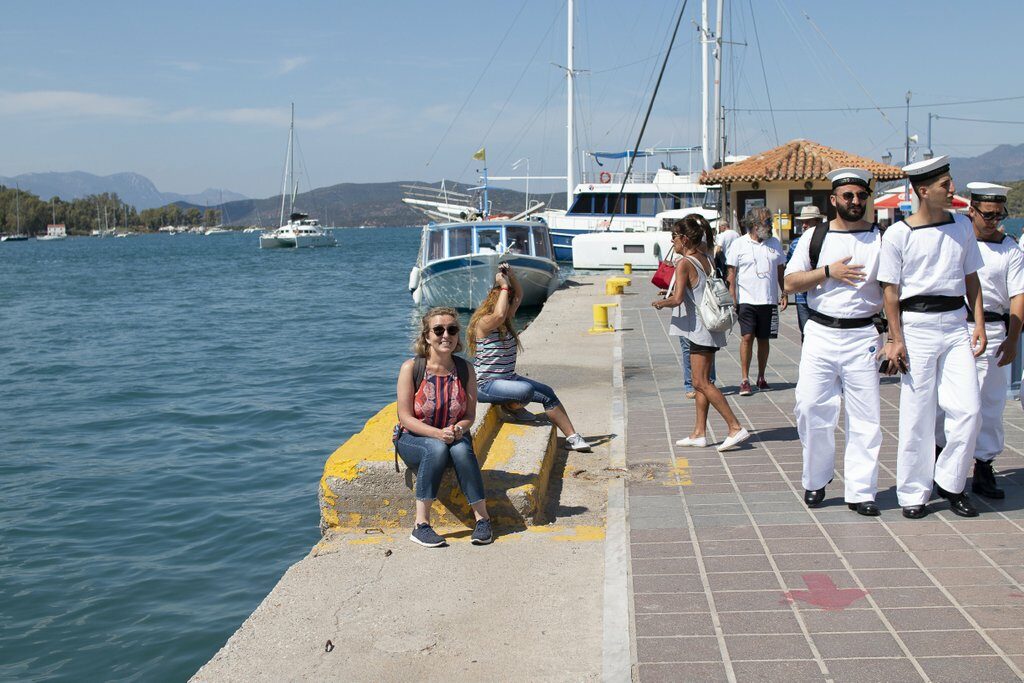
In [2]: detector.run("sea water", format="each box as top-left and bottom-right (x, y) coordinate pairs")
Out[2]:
(0, 228), (541, 681)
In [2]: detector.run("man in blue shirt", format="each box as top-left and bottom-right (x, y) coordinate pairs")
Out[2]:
(787, 205), (824, 340)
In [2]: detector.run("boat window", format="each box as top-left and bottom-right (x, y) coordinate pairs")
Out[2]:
(476, 228), (500, 253)
(568, 194), (593, 215)
(506, 225), (530, 254)
(639, 194), (660, 215)
(428, 230), (445, 260)
(623, 244), (645, 254)
(449, 226), (472, 256)
(624, 194), (639, 215)
(531, 227), (552, 259)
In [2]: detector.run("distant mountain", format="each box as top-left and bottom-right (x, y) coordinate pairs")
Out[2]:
(0, 170), (247, 210)
(948, 144), (1024, 184)
(219, 181), (568, 227)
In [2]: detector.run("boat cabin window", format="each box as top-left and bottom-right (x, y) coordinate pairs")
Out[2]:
(531, 227), (552, 259)
(449, 226), (472, 257)
(476, 228), (501, 253)
(569, 192), (704, 216)
(428, 230), (445, 260)
(623, 244), (645, 254)
(506, 225), (530, 254)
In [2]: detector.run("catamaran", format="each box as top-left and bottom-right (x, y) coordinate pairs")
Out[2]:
(260, 104), (336, 250)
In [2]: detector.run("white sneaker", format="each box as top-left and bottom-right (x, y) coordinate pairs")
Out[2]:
(566, 433), (592, 451)
(675, 436), (707, 447)
(717, 428), (751, 452)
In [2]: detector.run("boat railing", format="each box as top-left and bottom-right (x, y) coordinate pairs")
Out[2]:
(580, 171), (659, 185)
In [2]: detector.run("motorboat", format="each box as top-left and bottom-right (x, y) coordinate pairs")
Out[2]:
(409, 220), (559, 310)
(204, 226), (232, 236)
(259, 103), (336, 250)
(259, 213), (336, 249)
(36, 224), (67, 241)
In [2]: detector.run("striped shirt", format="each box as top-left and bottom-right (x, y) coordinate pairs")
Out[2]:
(412, 370), (466, 428)
(472, 331), (518, 383)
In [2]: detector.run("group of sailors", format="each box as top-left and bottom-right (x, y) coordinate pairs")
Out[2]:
(784, 157), (1024, 518)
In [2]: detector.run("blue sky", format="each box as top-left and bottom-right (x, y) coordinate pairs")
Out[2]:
(3, 0), (1023, 199)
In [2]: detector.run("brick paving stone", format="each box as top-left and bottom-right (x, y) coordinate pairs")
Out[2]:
(633, 592), (710, 615)
(730, 659), (826, 683)
(986, 628), (1024, 655)
(633, 574), (706, 594)
(799, 608), (888, 633)
(635, 635), (723, 663)
(630, 528), (691, 543)
(881, 607), (974, 631)
(971, 533), (1024, 550)
(630, 542), (695, 559)
(723, 633), (815, 661)
(823, 658), (924, 683)
(696, 539), (764, 555)
(636, 662), (730, 682)
(911, 549), (995, 568)
(708, 571), (782, 591)
(830, 535), (903, 553)
(632, 557), (702, 576)
(868, 586), (956, 609)
(634, 612), (716, 637)
(810, 631), (905, 659)
(854, 568), (933, 588)
(779, 569), (860, 590)
(702, 554), (774, 573)
(917, 656), (1021, 683)
(900, 629), (999, 657)
(772, 553), (847, 572)
(757, 524), (825, 539)
(717, 610), (802, 635)
(965, 605), (1024, 629)
(844, 551), (920, 570)
(945, 583), (1019, 606)
(764, 537), (836, 555)
(713, 590), (796, 612)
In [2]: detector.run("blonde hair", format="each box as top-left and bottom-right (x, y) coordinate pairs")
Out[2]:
(467, 286), (522, 356)
(413, 306), (463, 357)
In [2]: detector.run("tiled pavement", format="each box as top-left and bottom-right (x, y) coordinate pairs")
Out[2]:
(620, 280), (1024, 682)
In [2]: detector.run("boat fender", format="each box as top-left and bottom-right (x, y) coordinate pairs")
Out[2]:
(408, 267), (421, 293)
(599, 171), (612, 184)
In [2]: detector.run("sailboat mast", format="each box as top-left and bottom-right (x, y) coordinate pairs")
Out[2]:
(701, 0), (710, 170)
(15, 184), (21, 234)
(289, 103), (296, 216)
(712, 0), (724, 166)
(278, 103), (294, 227)
(565, 0), (574, 206)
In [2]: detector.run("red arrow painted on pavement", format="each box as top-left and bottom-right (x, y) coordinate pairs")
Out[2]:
(782, 573), (869, 611)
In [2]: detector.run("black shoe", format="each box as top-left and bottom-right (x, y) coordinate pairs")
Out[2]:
(848, 501), (880, 516)
(936, 484), (980, 517)
(972, 459), (1005, 500)
(902, 505), (928, 519)
(935, 445), (943, 461)
(804, 478), (832, 508)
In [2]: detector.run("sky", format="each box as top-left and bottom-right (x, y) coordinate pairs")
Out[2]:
(3, 0), (1024, 199)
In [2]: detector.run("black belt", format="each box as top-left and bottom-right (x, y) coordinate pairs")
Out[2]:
(807, 308), (876, 329)
(968, 309), (1010, 331)
(900, 295), (964, 313)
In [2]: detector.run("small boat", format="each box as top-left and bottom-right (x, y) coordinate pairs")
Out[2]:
(204, 226), (232, 235)
(260, 104), (336, 250)
(410, 220), (559, 309)
(36, 224), (67, 241)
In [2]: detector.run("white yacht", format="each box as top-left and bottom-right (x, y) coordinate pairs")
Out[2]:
(36, 224), (67, 241)
(204, 226), (232, 236)
(260, 103), (336, 250)
(409, 220), (559, 310)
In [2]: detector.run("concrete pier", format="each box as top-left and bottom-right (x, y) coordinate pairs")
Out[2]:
(195, 275), (1024, 682)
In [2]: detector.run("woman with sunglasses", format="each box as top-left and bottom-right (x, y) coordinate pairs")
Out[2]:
(653, 215), (750, 452)
(396, 307), (492, 547)
(468, 266), (592, 452)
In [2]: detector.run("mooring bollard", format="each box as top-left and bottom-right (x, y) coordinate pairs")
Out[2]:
(589, 302), (619, 334)
(623, 263), (633, 275)
(604, 276), (632, 295)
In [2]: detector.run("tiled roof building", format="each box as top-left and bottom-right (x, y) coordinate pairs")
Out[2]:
(700, 139), (904, 185)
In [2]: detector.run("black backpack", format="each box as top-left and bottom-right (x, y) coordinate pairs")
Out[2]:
(392, 355), (471, 471)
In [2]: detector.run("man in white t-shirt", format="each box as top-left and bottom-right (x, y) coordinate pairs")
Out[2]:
(784, 168), (883, 516)
(714, 221), (739, 274)
(878, 155), (986, 519)
(726, 207), (788, 396)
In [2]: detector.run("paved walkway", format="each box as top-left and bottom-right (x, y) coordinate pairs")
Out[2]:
(619, 279), (1024, 682)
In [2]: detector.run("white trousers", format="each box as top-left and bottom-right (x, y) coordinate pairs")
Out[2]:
(897, 310), (981, 506)
(795, 321), (882, 502)
(937, 321), (1008, 463)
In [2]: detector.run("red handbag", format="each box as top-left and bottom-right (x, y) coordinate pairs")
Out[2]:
(651, 258), (676, 290)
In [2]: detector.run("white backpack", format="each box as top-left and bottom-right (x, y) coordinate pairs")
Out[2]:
(685, 255), (737, 333)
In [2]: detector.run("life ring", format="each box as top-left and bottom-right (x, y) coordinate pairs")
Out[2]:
(599, 171), (612, 184)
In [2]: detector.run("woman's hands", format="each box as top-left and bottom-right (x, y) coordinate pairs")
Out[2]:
(438, 424), (465, 444)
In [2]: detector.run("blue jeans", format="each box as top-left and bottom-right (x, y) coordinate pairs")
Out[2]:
(476, 376), (561, 410)
(680, 337), (716, 391)
(796, 300), (810, 340)
(395, 432), (486, 504)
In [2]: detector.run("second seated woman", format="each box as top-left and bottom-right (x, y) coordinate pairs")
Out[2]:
(653, 215), (751, 452)
(468, 265), (592, 452)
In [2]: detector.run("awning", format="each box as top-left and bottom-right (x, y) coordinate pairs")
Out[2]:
(873, 190), (969, 209)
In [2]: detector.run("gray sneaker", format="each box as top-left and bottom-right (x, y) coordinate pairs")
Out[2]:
(471, 518), (493, 545)
(410, 523), (446, 547)
(566, 433), (592, 451)
(501, 405), (537, 422)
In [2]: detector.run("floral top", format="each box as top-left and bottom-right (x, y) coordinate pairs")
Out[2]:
(413, 370), (467, 428)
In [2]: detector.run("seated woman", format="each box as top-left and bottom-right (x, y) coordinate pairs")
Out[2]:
(653, 215), (750, 452)
(396, 306), (492, 547)
(468, 265), (592, 451)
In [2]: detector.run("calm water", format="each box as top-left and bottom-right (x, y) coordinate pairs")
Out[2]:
(0, 228), (541, 681)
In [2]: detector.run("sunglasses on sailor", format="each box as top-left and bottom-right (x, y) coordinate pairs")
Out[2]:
(973, 206), (1008, 222)
(838, 191), (869, 203)
(431, 325), (460, 337)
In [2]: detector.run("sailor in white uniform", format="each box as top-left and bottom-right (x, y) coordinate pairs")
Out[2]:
(786, 168), (883, 516)
(938, 183), (1024, 499)
(878, 156), (987, 519)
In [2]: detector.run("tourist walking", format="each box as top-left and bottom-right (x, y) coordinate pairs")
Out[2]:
(468, 265), (592, 451)
(786, 205), (826, 338)
(653, 215), (750, 452)
(726, 207), (788, 395)
(937, 182), (1024, 499)
(784, 168), (883, 516)
(878, 156), (986, 519)
(395, 307), (492, 547)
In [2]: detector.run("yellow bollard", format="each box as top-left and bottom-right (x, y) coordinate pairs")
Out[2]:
(589, 302), (619, 334)
(605, 276), (632, 295)
(623, 263), (633, 275)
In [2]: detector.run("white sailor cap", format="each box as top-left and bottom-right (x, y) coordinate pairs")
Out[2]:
(902, 155), (950, 183)
(966, 182), (1010, 203)
(826, 167), (873, 190)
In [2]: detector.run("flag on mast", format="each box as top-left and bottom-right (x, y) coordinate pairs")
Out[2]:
(472, 147), (486, 161)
